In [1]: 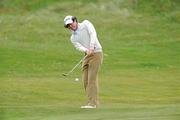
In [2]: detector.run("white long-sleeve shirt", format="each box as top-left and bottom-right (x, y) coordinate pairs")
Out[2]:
(70, 20), (102, 53)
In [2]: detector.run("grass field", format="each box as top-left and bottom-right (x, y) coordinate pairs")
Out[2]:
(0, 0), (180, 120)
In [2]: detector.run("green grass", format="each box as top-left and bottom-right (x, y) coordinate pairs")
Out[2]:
(0, 0), (180, 120)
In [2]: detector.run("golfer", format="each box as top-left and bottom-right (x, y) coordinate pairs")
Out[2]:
(64, 15), (103, 108)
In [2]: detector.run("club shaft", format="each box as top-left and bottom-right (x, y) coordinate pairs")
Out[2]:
(66, 56), (86, 75)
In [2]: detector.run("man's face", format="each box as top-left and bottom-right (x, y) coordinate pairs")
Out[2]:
(68, 21), (78, 31)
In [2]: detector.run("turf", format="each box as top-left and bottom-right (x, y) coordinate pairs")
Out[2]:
(0, 0), (180, 120)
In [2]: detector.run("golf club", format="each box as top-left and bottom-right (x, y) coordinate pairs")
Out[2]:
(62, 56), (86, 77)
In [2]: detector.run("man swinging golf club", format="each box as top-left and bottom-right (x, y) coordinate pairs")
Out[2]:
(64, 15), (103, 108)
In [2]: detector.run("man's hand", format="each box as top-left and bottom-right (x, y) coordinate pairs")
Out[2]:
(86, 48), (94, 56)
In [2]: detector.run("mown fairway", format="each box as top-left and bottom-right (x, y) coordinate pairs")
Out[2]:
(0, 0), (180, 120)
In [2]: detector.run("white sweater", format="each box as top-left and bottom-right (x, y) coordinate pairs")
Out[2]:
(70, 20), (102, 53)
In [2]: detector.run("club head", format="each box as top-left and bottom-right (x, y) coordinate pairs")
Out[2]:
(62, 73), (68, 76)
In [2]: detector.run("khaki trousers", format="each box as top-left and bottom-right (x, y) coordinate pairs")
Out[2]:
(82, 52), (103, 106)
